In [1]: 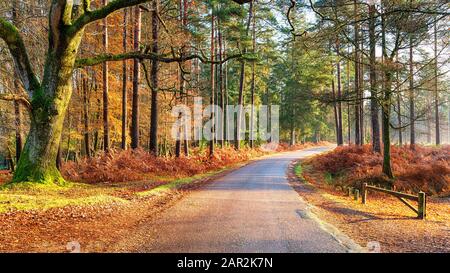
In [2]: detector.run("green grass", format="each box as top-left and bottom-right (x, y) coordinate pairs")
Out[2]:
(294, 163), (303, 177)
(0, 181), (127, 213)
(0, 161), (246, 213)
(136, 168), (230, 197)
(324, 172), (334, 185)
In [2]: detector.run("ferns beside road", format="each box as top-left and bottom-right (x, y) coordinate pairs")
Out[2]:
(308, 145), (450, 196)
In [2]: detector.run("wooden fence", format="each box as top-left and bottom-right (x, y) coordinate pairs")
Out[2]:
(358, 183), (427, 219)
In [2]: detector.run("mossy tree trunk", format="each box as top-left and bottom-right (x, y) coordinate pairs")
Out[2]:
(0, 0), (152, 183)
(1, 0), (243, 183)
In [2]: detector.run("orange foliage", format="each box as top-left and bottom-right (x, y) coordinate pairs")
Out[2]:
(310, 145), (450, 195)
(0, 170), (11, 185)
(62, 142), (327, 184)
(62, 147), (268, 184)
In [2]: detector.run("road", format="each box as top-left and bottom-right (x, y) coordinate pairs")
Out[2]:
(138, 146), (358, 253)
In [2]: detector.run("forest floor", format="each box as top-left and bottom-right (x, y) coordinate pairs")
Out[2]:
(0, 143), (324, 252)
(289, 146), (450, 253)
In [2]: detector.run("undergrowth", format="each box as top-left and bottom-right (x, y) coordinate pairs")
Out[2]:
(308, 144), (450, 195)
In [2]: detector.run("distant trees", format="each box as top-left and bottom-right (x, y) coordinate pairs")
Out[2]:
(0, 0), (447, 184)
(301, 0), (449, 178)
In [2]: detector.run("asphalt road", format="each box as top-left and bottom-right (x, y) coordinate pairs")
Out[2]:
(140, 146), (355, 253)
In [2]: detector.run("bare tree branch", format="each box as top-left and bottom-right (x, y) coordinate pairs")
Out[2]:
(75, 51), (251, 68)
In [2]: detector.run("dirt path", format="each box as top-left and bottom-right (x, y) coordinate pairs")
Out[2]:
(111, 147), (361, 253)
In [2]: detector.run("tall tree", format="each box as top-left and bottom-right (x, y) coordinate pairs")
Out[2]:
(369, 3), (381, 153)
(235, 1), (253, 150)
(433, 19), (440, 145)
(409, 32), (415, 149)
(131, 5), (142, 150)
(249, 1), (256, 149)
(209, 8), (215, 157)
(353, 0), (361, 146)
(121, 8), (128, 150)
(149, 0), (159, 155)
(102, 0), (110, 152)
(380, 8), (393, 179)
(335, 39), (343, 146)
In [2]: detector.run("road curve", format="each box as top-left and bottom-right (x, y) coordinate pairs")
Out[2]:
(139, 146), (351, 253)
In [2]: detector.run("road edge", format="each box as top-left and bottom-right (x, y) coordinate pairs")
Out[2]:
(287, 152), (366, 253)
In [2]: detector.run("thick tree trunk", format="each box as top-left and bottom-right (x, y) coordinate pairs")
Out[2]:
(14, 50), (82, 183)
(12, 0), (86, 183)
(131, 5), (141, 149)
(381, 11), (393, 179)
(369, 4), (381, 153)
(149, 0), (159, 155)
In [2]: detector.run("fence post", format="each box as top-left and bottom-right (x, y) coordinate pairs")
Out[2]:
(354, 189), (359, 201)
(362, 183), (367, 204)
(348, 187), (352, 197)
(418, 192), (426, 219)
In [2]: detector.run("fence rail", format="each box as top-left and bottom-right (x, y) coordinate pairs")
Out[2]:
(360, 183), (426, 219)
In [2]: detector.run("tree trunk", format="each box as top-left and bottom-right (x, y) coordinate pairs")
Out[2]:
(82, 75), (91, 158)
(182, 0), (189, 156)
(382, 72), (394, 179)
(209, 10), (215, 157)
(336, 40), (343, 146)
(102, 0), (110, 152)
(131, 5), (141, 150)
(249, 1), (256, 149)
(149, 0), (159, 155)
(381, 11), (393, 179)
(13, 34), (84, 183)
(369, 4), (381, 153)
(235, 1), (253, 151)
(434, 20), (440, 145)
(409, 35), (415, 149)
(121, 8), (128, 150)
(218, 18), (225, 148)
(354, 0), (361, 146)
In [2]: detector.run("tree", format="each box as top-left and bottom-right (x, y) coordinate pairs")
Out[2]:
(368, 2), (381, 153)
(131, 4), (142, 150)
(149, 0), (159, 155)
(0, 0), (245, 184)
(121, 8), (128, 150)
(102, 0), (110, 152)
